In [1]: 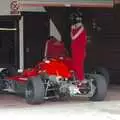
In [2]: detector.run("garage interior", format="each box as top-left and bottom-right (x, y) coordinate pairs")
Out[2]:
(0, 16), (19, 68)
(0, 1), (120, 118)
(22, 12), (49, 68)
(1, 3), (119, 84)
(0, 3), (120, 85)
(44, 5), (120, 85)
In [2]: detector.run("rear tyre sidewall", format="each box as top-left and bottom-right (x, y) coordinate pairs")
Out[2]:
(92, 67), (110, 86)
(89, 74), (107, 101)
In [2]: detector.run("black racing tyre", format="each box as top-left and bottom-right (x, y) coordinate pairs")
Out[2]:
(0, 78), (5, 92)
(89, 74), (107, 101)
(92, 67), (110, 86)
(14, 81), (26, 97)
(25, 76), (45, 104)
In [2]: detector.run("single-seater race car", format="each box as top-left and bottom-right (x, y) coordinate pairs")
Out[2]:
(0, 38), (107, 104)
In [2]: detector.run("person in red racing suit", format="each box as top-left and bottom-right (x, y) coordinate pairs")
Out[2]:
(70, 12), (87, 85)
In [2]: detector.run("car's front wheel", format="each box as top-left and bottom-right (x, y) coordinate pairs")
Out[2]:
(25, 76), (45, 104)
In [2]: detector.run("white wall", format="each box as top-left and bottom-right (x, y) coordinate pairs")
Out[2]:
(20, 6), (46, 12)
(50, 19), (61, 41)
(0, 0), (11, 15)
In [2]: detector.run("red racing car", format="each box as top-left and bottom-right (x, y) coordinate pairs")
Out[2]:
(0, 39), (107, 104)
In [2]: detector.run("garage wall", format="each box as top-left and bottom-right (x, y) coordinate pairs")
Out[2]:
(19, 6), (61, 69)
(82, 6), (120, 84)
(0, 0), (11, 15)
(101, 5), (120, 84)
(21, 6), (61, 40)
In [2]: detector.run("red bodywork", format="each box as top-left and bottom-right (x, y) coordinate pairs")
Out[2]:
(7, 58), (72, 84)
(6, 38), (73, 84)
(45, 39), (66, 58)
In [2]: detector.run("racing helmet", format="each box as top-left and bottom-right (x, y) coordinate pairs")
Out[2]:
(69, 11), (82, 25)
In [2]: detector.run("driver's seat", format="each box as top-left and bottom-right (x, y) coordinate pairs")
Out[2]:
(44, 37), (66, 59)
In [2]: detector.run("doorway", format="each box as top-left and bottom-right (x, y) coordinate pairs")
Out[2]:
(0, 16), (19, 68)
(23, 12), (49, 68)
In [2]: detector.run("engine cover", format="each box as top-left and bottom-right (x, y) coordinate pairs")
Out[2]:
(39, 58), (72, 78)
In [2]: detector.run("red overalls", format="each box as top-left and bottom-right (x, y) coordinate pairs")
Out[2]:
(71, 23), (87, 81)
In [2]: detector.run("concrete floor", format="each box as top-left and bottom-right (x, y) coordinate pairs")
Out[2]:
(0, 85), (120, 120)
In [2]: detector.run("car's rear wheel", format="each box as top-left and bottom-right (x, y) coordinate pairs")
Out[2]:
(92, 67), (110, 86)
(89, 74), (107, 101)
